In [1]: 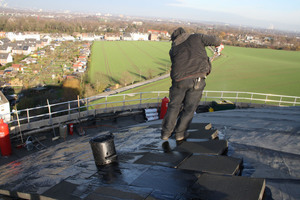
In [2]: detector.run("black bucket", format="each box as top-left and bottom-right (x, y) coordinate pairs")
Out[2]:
(89, 133), (117, 166)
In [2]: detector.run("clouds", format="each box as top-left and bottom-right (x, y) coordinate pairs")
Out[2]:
(166, 0), (300, 31)
(4, 0), (300, 31)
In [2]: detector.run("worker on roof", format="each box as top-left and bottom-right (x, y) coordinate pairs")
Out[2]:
(161, 27), (222, 141)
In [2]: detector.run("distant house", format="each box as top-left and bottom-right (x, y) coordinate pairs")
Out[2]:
(51, 34), (74, 42)
(26, 43), (38, 52)
(0, 45), (11, 54)
(131, 33), (149, 41)
(81, 33), (96, 41)
(0, 91), (10, 123)
(132, 21), (143, 26)
(78, 56), (87, 63)
(0, 53), (13, 65)
(21, 57), (37, 64)
(72, 61), (86, 72)
(12, 45), (31, 55)
(246, 36), (254, 41)
(148, 30), (170, 40)
(0, 32), (6, 38)
(41, 38), (50, 46)
(94, 35), (104, 40)
(149, 33), (158, 41)
(104, 33), (121, 41)
(11, 64), (24, 72)
(73, 62), (84, 68)
(22, 45), (31, 55)
(36, 40), (43, 49)
(24, 39), (38, 51)
(161, 31), (169, 37)
(62, 35), (75, 41)
(0, 38), (11, 44)
(24, 38), (37, 44)
(122, 33), (132, 41)
(6, 32), (40, 41)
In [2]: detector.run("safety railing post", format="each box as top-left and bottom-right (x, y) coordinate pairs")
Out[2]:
(157, 92), (160, 104)
(279, 96), (282, 106)
(250, 93), (253, 106)
(68, 101), (71, 119)
(123, 94), (126, 107)
(235, 92), (239, 103)
(47, 99), (52, 125)
(86, 98), (89, 114)
(140, 93), (142, 106)
(26, 109), (30, 124)
(105, 96), (108, 109)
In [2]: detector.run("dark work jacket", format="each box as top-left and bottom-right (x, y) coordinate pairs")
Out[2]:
(169, 33), (221, 82)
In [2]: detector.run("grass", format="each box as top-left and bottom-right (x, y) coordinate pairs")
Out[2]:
(89, 41), (171, 85)
(206, 47), (300, 96)
(119, 46), (300, 97)
(89, 41), (300, 97)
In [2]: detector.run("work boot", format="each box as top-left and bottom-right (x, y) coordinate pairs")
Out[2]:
(175, 131), (190, 141)
(162, 141), (172, 153)
(161, 131), (172, 140)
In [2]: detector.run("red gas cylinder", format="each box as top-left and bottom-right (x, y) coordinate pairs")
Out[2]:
(69, 123), (74, 135)
(0, 119), (12, 156)
(160, 97), (169, 119)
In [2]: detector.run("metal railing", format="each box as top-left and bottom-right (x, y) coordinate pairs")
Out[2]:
(202, 91), (300, 106)
(1, 90), (300, 127)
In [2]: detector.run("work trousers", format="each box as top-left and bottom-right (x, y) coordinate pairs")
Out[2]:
(161, 77), (206, 139)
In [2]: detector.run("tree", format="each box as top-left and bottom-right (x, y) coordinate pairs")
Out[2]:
(84, 83), (97, 97)
(146, 69), (154, 80)
(62, 78), (81, 101)
(120, 71), (134, 86)
(219, 31), (226, 39)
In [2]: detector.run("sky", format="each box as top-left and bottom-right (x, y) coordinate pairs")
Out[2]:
(2, 0), (300, 32)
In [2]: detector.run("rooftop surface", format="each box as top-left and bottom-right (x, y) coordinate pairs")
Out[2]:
(0, 106), (299, 200)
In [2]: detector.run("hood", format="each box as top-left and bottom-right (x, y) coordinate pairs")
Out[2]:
(171, 27), (186, 41)
(172, 33), (190, 46)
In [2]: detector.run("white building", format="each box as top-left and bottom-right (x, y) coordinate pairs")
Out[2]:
(132, 21), (143, 26)
(123, 34), (132, 41)
(6, 32), (40, 41)
(62, 35), (75, 41)
(81, 36), (95, 41)
(0, 53), (13, 65)
(0, 91), (10, 123)
(131, 33), (149, 41)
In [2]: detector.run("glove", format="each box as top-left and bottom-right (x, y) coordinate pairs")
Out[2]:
(216, 44), (224, 54)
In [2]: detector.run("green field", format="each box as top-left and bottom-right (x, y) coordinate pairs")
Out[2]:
(206, 46), (300, 96)
(89, 41), (171, 85)
(90, 41), (300, 97)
